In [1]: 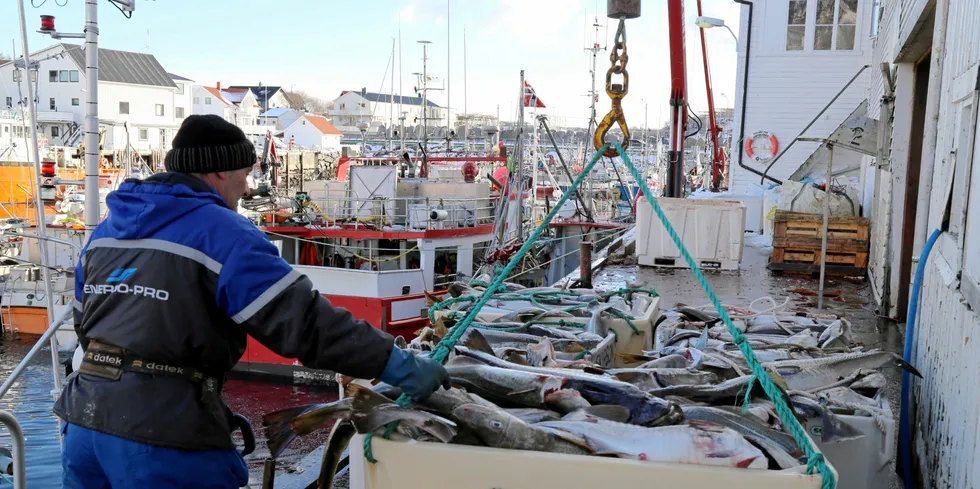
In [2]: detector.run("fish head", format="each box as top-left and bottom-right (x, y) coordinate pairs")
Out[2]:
(544, 388), (589, 412)
(452, 403), (520, 448)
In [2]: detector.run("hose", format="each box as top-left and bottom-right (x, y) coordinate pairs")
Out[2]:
(900, 227), (940, 489)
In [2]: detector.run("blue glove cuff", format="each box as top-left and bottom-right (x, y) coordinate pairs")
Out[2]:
(379, 347), (414, 385)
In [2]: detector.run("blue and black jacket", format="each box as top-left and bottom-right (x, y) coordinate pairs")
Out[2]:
(53, 172), (395, 451)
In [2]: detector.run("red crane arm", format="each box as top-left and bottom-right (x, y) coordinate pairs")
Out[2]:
(665, 0), (688, 197)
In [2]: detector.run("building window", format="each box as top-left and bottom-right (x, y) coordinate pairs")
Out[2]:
(59, 70), (69, 82)
(13, 126), (23, 137)
(205, 97), (212, 105)
(340, 103), (346, 110)
(836, 0), (858, 50)
(175, 107), (185, 118)
(51, 126), (60, 137)
(139, 128), (148, 141)
(176, 83), (185, 95)
(50, 98), (56, 110)
(69, 70), (79, 82)
(787, 0), (807, 50)
(13, 70), (21, 82)
(49, 70), (57, 82)
(4, 97), (10, 108)
(119, 102), (130, 114)
(71, 98), (79, 106)
(193, 96), (200, 104)
(155, 104), (165, 116)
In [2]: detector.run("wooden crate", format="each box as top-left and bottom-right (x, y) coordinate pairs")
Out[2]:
(769, 210), (870, 276)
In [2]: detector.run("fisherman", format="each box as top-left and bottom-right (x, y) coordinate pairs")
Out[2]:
(55, 114), (450, 488)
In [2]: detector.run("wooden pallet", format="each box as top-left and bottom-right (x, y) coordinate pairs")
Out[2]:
(770, 210), (870, 276)
(773, 210), (870, 241)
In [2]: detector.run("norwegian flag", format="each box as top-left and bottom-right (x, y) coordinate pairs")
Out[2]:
(523, 80), (546, 108)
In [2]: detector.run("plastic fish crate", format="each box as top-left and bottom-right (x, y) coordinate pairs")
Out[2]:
(433, 294), (659, 367)
(348, 434), (836, 489)
(805, 412), (895, 489)
(635, 196), (746, 270)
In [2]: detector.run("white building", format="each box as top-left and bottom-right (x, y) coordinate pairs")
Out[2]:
(327, 88), (446, 136)
(229, 85), (296, 111)
(861, 0), (980, 487)
(0, 43), (181, 156)
(168, 73), (193, 123)
(257, 107), (303, 132)
(729, 0), (873, 195)
(190, 83), (268, 147)
(283, 114), (342, 152)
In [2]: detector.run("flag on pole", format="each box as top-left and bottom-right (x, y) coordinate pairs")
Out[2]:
(523, 80), (546, 108)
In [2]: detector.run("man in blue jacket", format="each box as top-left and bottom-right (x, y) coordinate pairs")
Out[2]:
(55, 114), (449, 488)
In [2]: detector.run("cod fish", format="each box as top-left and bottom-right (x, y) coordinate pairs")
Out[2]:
(261, 384), (457, 458)
(454, 348), (682, 426)
(453, 403), (593, 455)
(447, 362), (566, 408)
(537, 418), (767, 469)
(543, 389), (631, 423)
(680, 406), (803, 470)
(317, 420), (357, 489)
(768, 350), (921, 391)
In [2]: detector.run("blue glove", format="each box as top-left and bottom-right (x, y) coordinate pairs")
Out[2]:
(379, 347), (450, 401)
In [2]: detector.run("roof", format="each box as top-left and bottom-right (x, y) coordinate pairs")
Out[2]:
(259, 107), (294, 118)
(62, 44), (176, 88)
(302, 115), (342, 135)
(229, 85), (283, 105)
(222, 88), (250, 104)
(202, 87), (230, 105)
(341, 90), (441, 108)
(168, 73), (193, 82)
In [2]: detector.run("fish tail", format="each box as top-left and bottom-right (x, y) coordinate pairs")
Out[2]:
(895, 357), (923, 378)
(262, 404), (321, 427)
(264, 420), (298, 459)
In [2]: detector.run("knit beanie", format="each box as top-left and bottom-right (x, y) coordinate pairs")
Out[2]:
(164, 114), (256, 173)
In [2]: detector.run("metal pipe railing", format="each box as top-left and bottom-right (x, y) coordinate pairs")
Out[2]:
(0, 411), (25, 489)
(0, 303), (72, 401)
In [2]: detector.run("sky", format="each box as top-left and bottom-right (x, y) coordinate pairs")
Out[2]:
(3, 0), (743, 130)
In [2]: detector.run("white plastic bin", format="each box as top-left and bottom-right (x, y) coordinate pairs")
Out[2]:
(635, 196), (746, 270)
(806, 413), (895, 489)
(348, 434), (835, 489)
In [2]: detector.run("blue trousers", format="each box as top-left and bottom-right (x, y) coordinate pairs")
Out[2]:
(61, 423), (249, 488)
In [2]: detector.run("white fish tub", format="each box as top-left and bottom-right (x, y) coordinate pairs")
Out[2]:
(805, 411), (895, 489)
(434, 294), (659, 367)
(348, 434), (836, 489)
(635, 196), (746, 270)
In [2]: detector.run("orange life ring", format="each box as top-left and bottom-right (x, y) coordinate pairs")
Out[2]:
(99, 157), (111, 171)
(745, 131), (779, 162)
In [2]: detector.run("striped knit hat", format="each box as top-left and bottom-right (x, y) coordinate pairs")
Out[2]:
(164, 114), (256, 173)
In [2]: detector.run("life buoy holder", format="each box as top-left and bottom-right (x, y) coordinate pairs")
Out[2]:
(745, 131), (779, 162)
(98, 157), (111, 172)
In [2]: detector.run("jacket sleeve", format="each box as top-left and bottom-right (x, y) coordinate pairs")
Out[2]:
(214, 228), (395, 379)
(74, 247), (86, 348)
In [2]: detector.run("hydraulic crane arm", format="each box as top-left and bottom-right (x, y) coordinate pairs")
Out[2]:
(665, 0), (688, 198)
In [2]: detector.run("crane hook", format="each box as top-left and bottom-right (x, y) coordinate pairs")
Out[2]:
(594, 18), (630, 157)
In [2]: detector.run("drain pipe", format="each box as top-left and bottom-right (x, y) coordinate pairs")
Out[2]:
(732, 0), (781, 187)
(900, 227), (941, 489)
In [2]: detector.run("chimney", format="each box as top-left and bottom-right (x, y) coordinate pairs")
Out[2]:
(361, 87), (366, 96)
(217, 81), (221, 91)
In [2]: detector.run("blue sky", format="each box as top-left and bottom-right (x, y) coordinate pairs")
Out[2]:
(3, 0), (742, 129)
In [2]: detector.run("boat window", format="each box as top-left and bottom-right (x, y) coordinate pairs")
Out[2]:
(786, 0), (807, 51)
(433, 247), (458, 288)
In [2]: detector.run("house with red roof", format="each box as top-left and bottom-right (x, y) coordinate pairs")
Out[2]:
(282, 114), (342, 152)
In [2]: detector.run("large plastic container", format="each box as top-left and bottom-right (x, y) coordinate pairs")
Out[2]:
(806, 412), (895, 489)
(348, 434), (836, 489)
(433, 294), (659, 366)
(635, 196), (746, 270)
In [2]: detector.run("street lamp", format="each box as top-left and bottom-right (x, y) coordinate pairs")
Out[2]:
(695, 16), (738, 43)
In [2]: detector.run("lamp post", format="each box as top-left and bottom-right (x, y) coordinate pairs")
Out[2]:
(695, 16), (738, 43)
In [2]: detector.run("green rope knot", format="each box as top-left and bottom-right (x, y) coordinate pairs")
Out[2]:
(574, 349), (592, 360)
(806, 453), (825, 475)
(740, 375), (756, 413)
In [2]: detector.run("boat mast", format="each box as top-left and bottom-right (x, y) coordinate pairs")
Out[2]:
(389, 38), (395, 152)
(584, 16), (604, 218)
(419, 40), (431, 154)
(463, 26), (468, 153)
(515, 70), (525, 237)
(446, 0), (451, 152)
(16, 0), (61, 392)
(399, 21), (405, 152)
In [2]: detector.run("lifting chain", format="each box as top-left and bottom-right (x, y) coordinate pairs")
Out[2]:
(593, 18), (630, 158)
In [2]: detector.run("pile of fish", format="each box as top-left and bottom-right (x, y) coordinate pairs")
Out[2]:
(262, 287), (921, 485)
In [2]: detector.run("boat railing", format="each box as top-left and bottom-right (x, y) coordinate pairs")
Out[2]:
(0, 410), (25, 489)
(305, 196), (497, 230)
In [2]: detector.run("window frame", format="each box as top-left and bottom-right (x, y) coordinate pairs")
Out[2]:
(175, 107), (185, 119)
(49, 70), (58, 82)
(49, 98), (56, 110)
(71, 98), (79, 106)
(51, 125), (60, 137)
(119, 102), (130, 115)
(155, 104), (165, 117)
(205, 97), (212, 105)
(59, 70), (69, 82)
(4, 97), (11, 108)
(785, 0), (859, 52)
(138, 128), (148, 141)
(69, 70), (79, 82)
